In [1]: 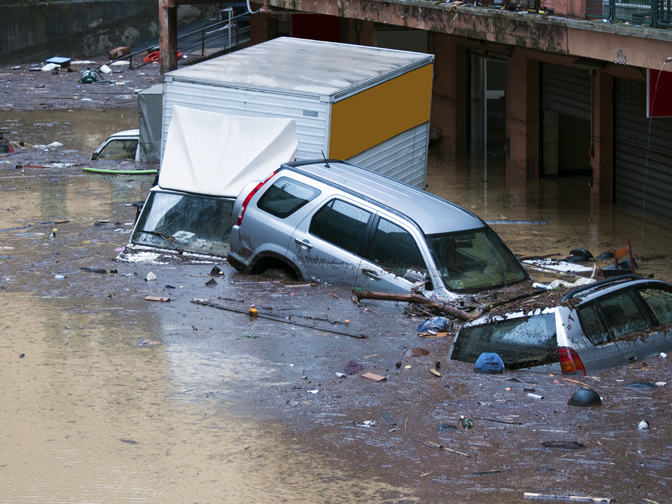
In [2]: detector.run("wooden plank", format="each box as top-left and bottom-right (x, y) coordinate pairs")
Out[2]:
(145, 296), (170, 302)
(362, 372), (386, 382)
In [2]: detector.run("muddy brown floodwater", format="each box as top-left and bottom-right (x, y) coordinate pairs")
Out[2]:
(1, 108), (672, 504)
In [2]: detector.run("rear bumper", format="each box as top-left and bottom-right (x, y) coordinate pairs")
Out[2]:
(227, 253), (251, 274)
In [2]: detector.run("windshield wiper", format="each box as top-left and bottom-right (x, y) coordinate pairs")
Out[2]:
(484, 236), (507, 287)
(135, 229), (184, 254)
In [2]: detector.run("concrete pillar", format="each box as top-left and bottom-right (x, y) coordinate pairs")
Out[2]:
(506, 50), (539, 180)
(554, 0), (587, 19)
(590, 71), (614, 205)
(346, 19), (373, 46)
(427, 33), (467, 154)
(250, 10), (277, 46)
(159, 0), (177, 74)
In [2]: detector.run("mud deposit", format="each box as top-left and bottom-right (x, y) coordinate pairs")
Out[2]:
(1, 110), (672, 503)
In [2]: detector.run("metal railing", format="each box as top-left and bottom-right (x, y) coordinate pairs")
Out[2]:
(587, 0), (672, 27)
(175, 9), (251, 58)
(109, 10), (250, 69)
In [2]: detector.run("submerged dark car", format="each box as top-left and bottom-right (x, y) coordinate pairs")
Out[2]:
(449, 276), (672, 374)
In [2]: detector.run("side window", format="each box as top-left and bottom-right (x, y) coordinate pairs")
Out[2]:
(597, 289), (651, 339)
(366, 218), (427, 275)
(639, 288), (672, 325)
(98, 139), (138, 160)
(257, 177), (321, 219)
(577, 303), (611, 346)
(309, 199), (371, 256)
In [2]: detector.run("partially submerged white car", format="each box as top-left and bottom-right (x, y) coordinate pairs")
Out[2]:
(117, 106), (297, 263)
(92, 129), (140, 161)
(449, 276), (672, 374)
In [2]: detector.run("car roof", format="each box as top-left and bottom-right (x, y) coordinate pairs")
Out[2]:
(281, 160), (485, 235)
(467, 278), (672, 326)
(109, 129), (139, 138)
(567, 277), (671, 303)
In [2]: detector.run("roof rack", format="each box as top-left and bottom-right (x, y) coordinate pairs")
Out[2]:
(561, 274), (640, 301)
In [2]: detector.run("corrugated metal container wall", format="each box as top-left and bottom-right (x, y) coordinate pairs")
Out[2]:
(614, 78), (672, 225)
(163, 78), (329, 161)
(349, 123), (429, 188)
(541, 63), (591, 121)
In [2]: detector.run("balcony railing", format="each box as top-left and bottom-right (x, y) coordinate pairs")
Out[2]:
(587, 0), (672, 27)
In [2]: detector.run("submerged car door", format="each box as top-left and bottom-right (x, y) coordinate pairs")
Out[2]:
(290, 198), (373, 286)
(579, 286), (670, 367)
(625, 286), (672, 361)
(353, 214), (430, 294)
(568, 304), (626, 373)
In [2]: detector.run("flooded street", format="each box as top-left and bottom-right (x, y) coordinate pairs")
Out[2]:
(2, 107), (672, 503)
(428, 150), (672, 282)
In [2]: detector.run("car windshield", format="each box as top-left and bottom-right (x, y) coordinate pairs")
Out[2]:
(426, 228), (527, 292)
(132, 191), (234, 256)
(451, 313), (559, 369)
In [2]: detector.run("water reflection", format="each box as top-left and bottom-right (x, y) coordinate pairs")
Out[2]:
(1, 108), (138, 154)
(0, 294), (409, 503)
(427, 150), (672, 281)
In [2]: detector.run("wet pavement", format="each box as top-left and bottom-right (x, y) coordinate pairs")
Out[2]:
(2, 90), (672, 503)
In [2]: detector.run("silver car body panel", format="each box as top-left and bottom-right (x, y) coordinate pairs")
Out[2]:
(228, 161), (525, 300)
(287, 161), (483, 236)
(450, 278), (672, 374)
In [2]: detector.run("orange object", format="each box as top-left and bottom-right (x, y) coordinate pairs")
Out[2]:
(143, 51), (182, 63)
(559, 347), (587, 376)
(248, 305), (258, 316)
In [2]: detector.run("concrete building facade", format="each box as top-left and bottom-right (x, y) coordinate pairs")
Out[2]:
(159, 0), (672, 224)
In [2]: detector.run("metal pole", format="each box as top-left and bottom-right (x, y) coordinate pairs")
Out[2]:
(228, 8), (232, 50)
(201, 29), (205, 56)
(652, 0), (658, 28)
(609, 0), (615, 20)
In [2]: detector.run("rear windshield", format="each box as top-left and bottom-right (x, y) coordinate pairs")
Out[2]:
(132, 191), (233, 256)
(426, 228), (527, 292)
(451, 314), (558, 370)
(257, 177), (321, 219)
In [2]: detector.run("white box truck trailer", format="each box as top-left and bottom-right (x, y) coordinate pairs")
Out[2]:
(161, 37), (434, 188)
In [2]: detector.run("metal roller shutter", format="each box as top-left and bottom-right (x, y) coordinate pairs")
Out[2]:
(614, 78), (672, 225)
(541, 63), (591, 121)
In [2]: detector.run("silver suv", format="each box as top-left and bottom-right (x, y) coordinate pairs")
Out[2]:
(448, 275), (672, 374)
(227, 160), (528, 300)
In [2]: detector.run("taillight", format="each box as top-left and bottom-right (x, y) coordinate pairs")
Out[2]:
(236, 171), (276, 226)
(559, 347), (587, 376)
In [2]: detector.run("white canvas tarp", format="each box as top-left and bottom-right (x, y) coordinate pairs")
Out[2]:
(159, 105), (297, 198)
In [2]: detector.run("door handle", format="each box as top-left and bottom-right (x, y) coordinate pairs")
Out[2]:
(363, 269), (380, 280)
(294, 238), (312, 249)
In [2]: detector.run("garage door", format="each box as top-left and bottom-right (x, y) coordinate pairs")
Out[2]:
(541, 63), (591, 176)
(614, 78), (672, 225)
(541, 63), (591, 120)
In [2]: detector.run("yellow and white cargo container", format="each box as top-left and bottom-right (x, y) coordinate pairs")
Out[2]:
(162, 37), (434, 188)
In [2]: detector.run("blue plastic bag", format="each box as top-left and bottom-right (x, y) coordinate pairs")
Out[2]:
(417, 317), (454, 334)
(474, 352), (504, 374)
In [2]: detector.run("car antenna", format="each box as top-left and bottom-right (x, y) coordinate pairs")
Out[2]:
(321, 150), (330, 168)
